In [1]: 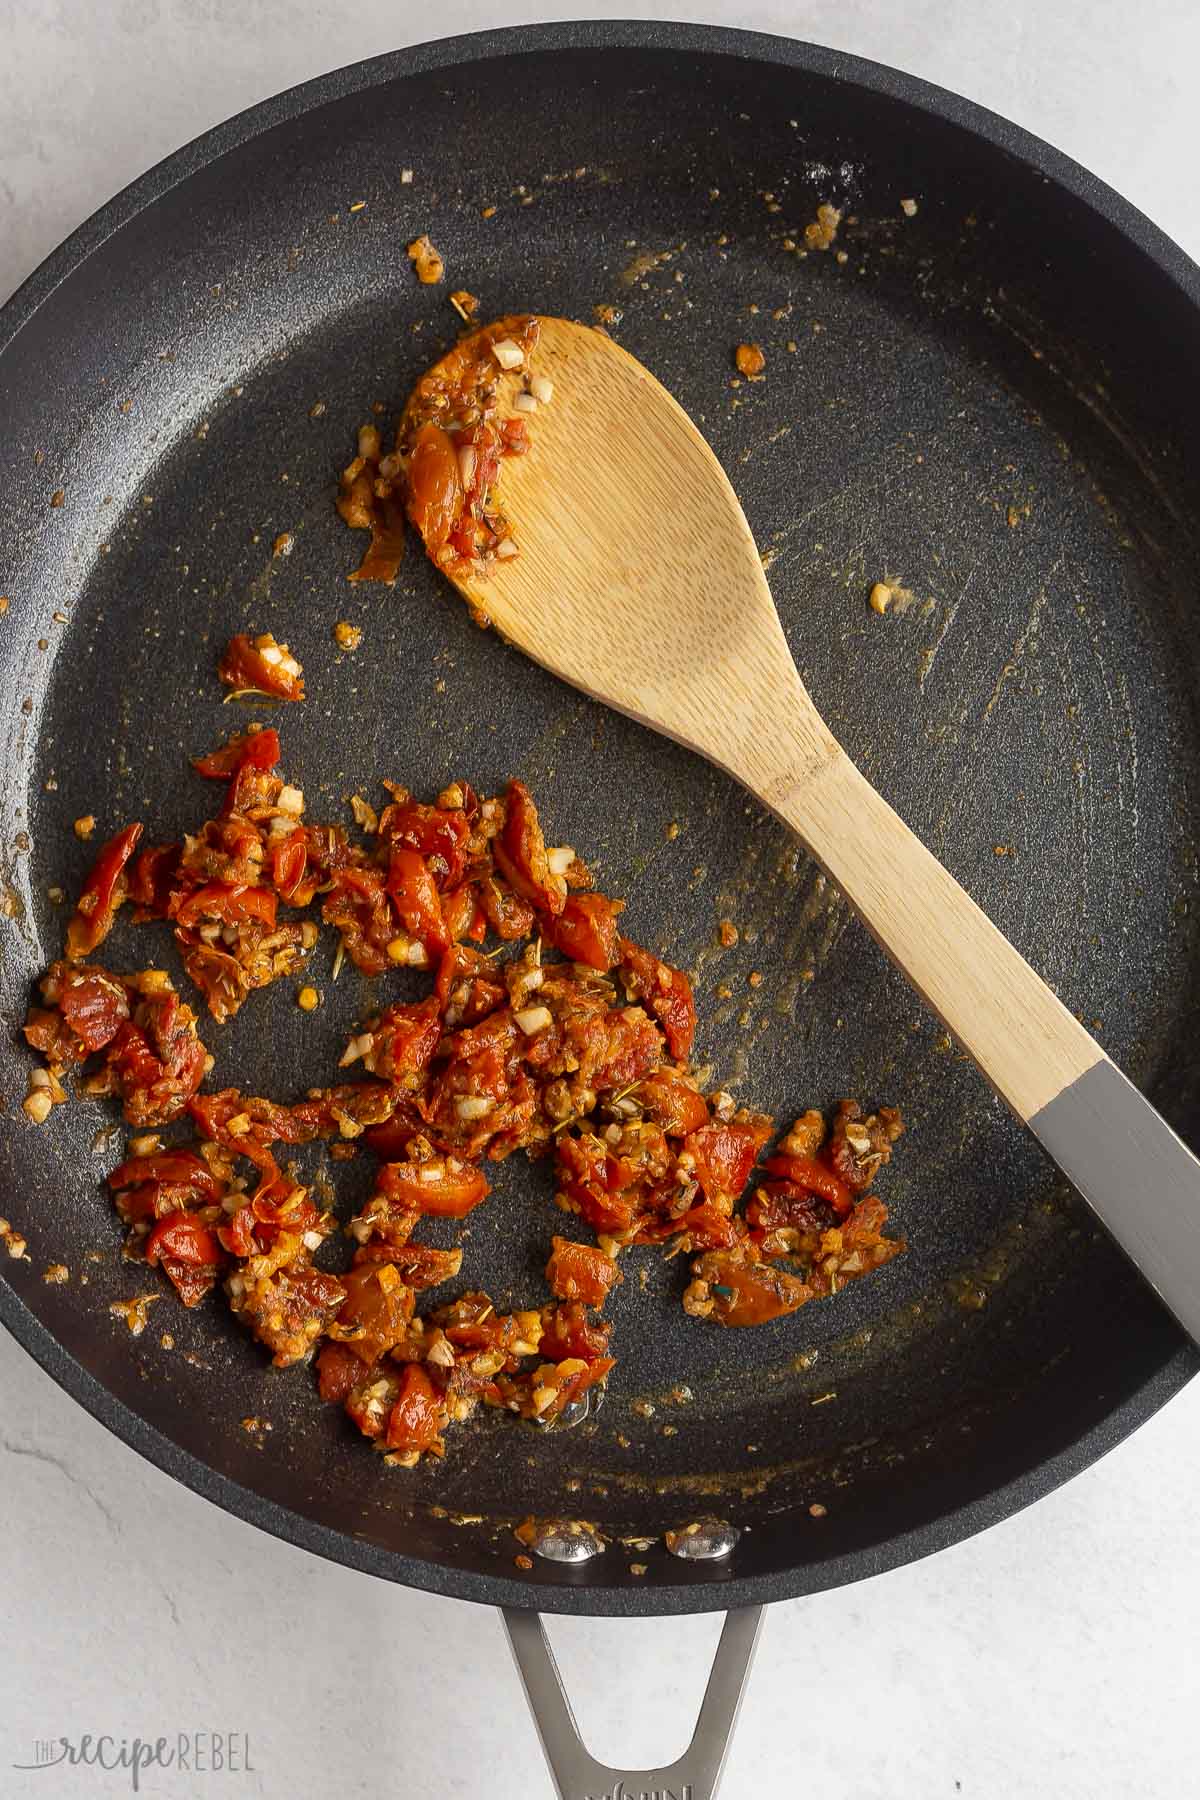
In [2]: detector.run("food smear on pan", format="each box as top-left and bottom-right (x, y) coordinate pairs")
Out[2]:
(20, 729), (906, 1468)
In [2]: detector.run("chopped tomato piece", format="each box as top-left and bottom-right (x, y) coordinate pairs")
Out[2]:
(353, 1243), (463, 1290)
(322, 863), (395, 976)
(763, 1154), (853, 1220)
(175, 883), (278, 930)
(66, 822), (142, 959)
(108, 1150), (221, 1201)
(317, 1341), (365, 1403)
(378, 801), (469, 889)
(538, 1302), (612, 1363)
(385, 1363), (444, 1453)
(378, 1158), (490, 1218)
(270, 834), (309, 903)
(478, 876), (536, 940)
(546, 1237), (622, 1308)
(362, 1114), (420, 1160)
(684, 1118), (772, 1206)
(687, 1244), (812, 1326)
(441, 883), (487, 943)
(639, 1068), (710, 1137)
(368, 996), (442, 1081)
(435, 943), (506, 1026)
(129, 843), (181, 917)
(542, 893), (624, 970)
(145, 1212), (225, 1307)
(493, 780), (565, 916)
(619, 937), (696, 1059)
(332, 1263), (415, 1364)
(59, 969), (130, 1053)
(218, 633), (305, 701)
(192, 728), (281, 781)
(386, 848), (449, 956)
(405, 423), (463, 554)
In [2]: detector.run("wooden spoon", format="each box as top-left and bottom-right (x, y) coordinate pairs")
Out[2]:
(449, 316), (1200, 1341)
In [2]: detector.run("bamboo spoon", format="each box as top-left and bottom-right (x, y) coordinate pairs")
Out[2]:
(450, 316), (1200, 1341)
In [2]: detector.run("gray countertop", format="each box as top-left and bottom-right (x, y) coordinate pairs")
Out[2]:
(3, 4), (1199, 1797)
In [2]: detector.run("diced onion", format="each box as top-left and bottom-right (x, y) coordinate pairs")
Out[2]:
(259, 644), (283, 665)
(302, 1229), (324, 1251)
(277, 785), (305, 814)
(515, 1005), (553, 1035)
(495, 538), (518, 559)
(491, 338), (524, 370)
(546, 846), (575, 876)
(457, 445), (477, 488)
(455, 1095), (494, 1122)
(529, 374), (554, 405)
(512, 392), (538, 413)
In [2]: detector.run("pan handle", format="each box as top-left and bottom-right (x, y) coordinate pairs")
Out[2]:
(503, 1604), (764, 1800)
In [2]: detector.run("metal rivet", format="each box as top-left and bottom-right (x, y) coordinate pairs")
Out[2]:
(527, 1520), (605, 1565)
(665, 1518), (740, 1561)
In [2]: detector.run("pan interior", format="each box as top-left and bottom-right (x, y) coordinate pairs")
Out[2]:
(1, 37), (1198, 1605)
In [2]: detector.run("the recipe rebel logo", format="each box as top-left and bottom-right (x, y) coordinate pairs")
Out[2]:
(12, 1732), (255, 1790)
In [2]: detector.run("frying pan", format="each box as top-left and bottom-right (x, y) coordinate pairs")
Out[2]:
(3, 21), (1200, 1798)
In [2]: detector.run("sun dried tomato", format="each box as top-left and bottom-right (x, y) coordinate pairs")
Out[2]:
(175, 883), (278, 931)
(493, 780), (565, 917)
(107, 991), (207, 1127)
(65, 822), (142, 959)
(322, 864), (395, 975)
(478, 877), (536, 940)
(542, 893), (624, 970)
(377, 1157), (490, 1218)
(270, 834), (309, 903)
(638, 1067), (710, 1137)
(545, 1238), (622, 1308)
(635, 1200), (738, 1250)
(59, 969), (130, 1053)
(618, 937), (696, 1060)
(362, 1113), (421, 1161)
(333, 1263), (416, 1364)
(107, 1150), (222, 1201)
(367, 996), (442, 1082)
(378, 801), (470, 889)
(145, 1212), (225, 1307)
(441, 883), (488, 943)
(500, 417), (530, 455)
(175, 933), (249, 1024)
(405, 423), (463, 554)
(762, 1153), (853, 1219)
(218, 633), (305, 701)
(539, 1301), (613, 1364)
(385, 1363), (444, 1453)
(129, 843), (181, 918)
(689, 1244), (812, 1326)
(434, 944), (507, 1027)
(386, 848), (449, 956)
(555, 1133), (639, 1234)
(189, 1090), (278, 1170)
(685, 1118), (772, 1206)
(317, 1341), (365, 1403)
(352, 1243), (463, 1290)
(192, 728), (281, 781)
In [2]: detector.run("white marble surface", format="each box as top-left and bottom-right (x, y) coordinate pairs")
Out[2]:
(3, 3), (1200, 1796)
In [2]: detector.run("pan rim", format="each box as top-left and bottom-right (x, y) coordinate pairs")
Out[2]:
(1, 18), (1196, 1617)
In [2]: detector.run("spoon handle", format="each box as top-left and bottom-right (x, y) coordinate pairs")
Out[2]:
(769, 746), (1200, 1341)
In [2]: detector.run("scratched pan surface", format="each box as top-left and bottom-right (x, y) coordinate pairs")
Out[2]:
(2, 25), (1199, 1616)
